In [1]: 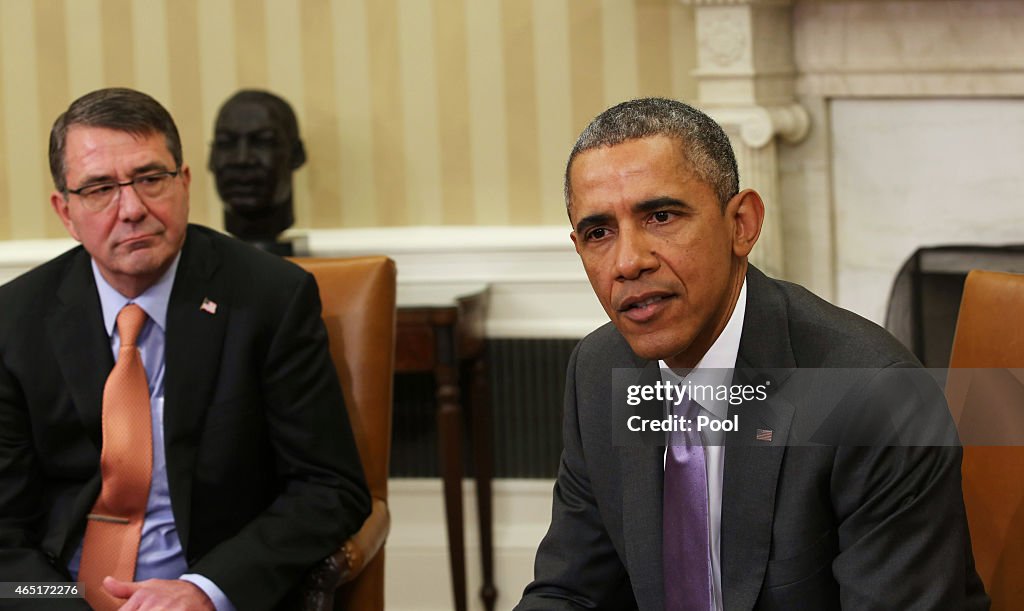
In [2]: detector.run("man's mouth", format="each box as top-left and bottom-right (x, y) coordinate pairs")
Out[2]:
(119, 234), (155, 250)
(618, 293), (675, 323)
(625, 295), (666, 309)
(218, 168), (268, 186)
(221, 184), (262, 196)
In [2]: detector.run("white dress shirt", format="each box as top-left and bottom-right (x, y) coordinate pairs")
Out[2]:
(660, 279), (747, 611)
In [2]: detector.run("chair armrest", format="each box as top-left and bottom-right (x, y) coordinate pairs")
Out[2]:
(300, 498), (390, 611)
(338, 498), (390, 583)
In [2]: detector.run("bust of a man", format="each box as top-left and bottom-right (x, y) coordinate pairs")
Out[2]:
(209, 90), (306, 249)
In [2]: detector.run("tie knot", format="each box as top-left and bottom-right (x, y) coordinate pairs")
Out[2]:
(676, 393), (702, 420)
(116, 304), (147, 346)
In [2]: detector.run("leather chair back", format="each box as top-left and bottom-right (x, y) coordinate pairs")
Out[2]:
(295, 256), (396, 610)
(948, 270), (1024, 609)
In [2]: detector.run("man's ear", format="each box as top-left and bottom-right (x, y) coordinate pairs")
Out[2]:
(179, 165), (192, 216)
(570, 230), (581, 256)
(50, 191), (80, 242)
(728, 189), (764, 258)
(291, 139), (307, 170)
(180, 164), (192, 190)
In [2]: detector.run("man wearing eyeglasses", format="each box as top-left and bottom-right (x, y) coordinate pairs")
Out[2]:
(0, 88), (370, 610)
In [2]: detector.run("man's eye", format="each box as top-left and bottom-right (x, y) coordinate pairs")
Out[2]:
(137, 175), (163, 185)
(84, 184), (115, 196)
(586, 228), (608, 241)
(651, 211), (672, 223)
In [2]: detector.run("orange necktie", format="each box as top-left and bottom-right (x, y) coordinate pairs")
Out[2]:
(79, 304), (153, 611)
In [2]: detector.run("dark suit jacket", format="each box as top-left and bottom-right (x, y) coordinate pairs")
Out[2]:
(0, 225), (370, 610)
(518, 266), (988, 610)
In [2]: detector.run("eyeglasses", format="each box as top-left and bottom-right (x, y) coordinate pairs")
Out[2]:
(66, 170), (181, 212)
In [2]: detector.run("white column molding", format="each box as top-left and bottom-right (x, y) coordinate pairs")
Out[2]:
(706, 104), (809, 149)
(678, 0), (808, 278)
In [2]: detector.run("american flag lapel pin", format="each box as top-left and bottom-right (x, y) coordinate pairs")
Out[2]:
(200, 297), (218, 315)
(755, 428), (773, 443)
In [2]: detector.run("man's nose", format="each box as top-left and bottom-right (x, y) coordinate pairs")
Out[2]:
(614, 227), (658, 280)
(116, 184), (149, 221)
(228, 138), (252, 164)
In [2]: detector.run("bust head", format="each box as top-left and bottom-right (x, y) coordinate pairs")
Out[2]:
(209, 90), (306, 241)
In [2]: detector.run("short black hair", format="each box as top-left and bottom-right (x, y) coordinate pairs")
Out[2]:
(565, 97), (739, 212)
(49, 87), (182, 194)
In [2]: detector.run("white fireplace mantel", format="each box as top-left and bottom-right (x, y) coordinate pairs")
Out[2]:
(0, 227), (609, 340)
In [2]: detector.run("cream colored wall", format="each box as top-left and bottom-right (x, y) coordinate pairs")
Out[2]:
(0, 0), (697, 240)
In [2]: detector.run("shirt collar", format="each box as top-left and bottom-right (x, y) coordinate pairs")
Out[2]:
(92, 252), (181, 336)
(659, 278), (747, 418)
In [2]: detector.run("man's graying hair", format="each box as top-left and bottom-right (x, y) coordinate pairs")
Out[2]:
(49, 88), (182, 194)
(565, 97), (739, 212)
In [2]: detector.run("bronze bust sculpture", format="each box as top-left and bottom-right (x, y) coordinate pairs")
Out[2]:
(209, 90), (306, 254)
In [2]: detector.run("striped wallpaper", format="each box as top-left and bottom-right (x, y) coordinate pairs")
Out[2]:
(0, 0), (697, 240)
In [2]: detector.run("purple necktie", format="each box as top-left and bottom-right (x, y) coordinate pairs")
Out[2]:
(663, 394), (712, 611)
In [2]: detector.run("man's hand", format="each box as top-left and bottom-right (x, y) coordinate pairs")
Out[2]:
(102, 577), (215, 611)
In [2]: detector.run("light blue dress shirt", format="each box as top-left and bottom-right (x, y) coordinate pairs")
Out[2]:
(66, 255), (235, 611)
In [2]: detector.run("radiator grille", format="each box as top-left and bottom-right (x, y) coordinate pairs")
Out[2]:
(390, 338), (578, 479)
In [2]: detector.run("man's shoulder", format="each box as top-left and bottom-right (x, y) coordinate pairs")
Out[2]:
(576, 321), (636, 365)
(750, 269), (918, 368)
(568, 323), (647, 394)
(183, 224), (309, 290)
(0, 246), (90, 351)
(0, 243), (84, 288)
(0, 245), (86, 310)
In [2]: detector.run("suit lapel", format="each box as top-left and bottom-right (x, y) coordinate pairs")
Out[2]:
(720, 366), (795, 611)
(46, 248), (112, 448)
(719, 266), (799, 611)
(162, 227), (228, 549)
(619, 361), (667, 611)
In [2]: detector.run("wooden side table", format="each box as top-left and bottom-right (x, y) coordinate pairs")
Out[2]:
(395, 284), (496, 611)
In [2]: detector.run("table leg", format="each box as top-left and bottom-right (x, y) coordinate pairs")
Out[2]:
(470, 356), (497, 610)
(437, 364), (467, 611)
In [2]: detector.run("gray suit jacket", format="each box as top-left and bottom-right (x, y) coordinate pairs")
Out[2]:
(518, 266), (987, 610)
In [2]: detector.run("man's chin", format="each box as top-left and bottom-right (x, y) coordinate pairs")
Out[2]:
(224, 197), (280, 217)
(621, 335), (670, 361)
(114, 245), (174, 274)
(619, 329), (691, 364)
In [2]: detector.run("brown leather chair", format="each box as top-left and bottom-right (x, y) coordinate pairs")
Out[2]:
(292, 257), (397, 611)
(947, 270), (1024, 610)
